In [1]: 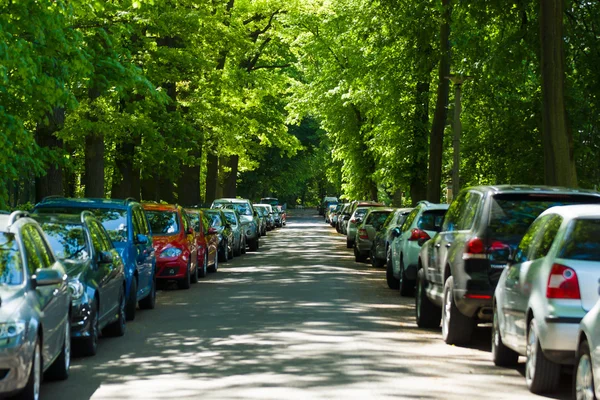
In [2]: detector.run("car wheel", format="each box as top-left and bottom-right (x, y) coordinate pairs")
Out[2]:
(139, 275), (156, 310)
(386, 261), (399, 290)
(249, 238), (259, 252)
(442, 276), (474, 345)
(125, 277), (137, 322)
(492, 302), (519, 367)
(78, 299), (99, 357)
(416, 268), (441, 328)
(219, 241), (228, 263)
(371, 244), (384, 268)
(575, 340), (596, 400)
(190, 256), (199, 284)
(241, 237), (247, 254)
(178, 260), (191, 290)
(354, 245), (366, 263)
(346, 239), (353, 249)
(526, 318), (560, 393)
(234, 238), (242, 257)
(18, 337), (41, 400)
(103, 285), (127, 337)
(198, 253), (208, 278)
(228, 240), (234, 259)
(209, 250), (219, 273)
(399, 257), (415, 297)
(45, 318), (70, 381)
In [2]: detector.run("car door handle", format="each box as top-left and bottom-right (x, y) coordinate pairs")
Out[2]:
(445, 243), (451, 248)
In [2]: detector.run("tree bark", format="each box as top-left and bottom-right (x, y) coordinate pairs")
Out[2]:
(159, 177), (176, 204)
(410, 81), (431, 205)
(205, 153), (218, 204)
(427, 0), (452, 202)
(223, 155), (239, 198)
(112, 140), (141, 199)
(83, 133), (105, 198)
(35, 107), (65, 202)
(178, 148), (202, 206)
(540, 0), (577, 186)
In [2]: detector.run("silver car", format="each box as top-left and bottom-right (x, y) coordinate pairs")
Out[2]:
(0, 211), (71, 399)
(493, 205), (600, 394)
(212, 198), (260, 251)
(354, 208), (395, 263)
(575, 297), (600, 400)
(222, 209), (245, 257)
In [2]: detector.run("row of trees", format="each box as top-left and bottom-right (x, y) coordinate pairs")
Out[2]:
(3, 0), (599, 208)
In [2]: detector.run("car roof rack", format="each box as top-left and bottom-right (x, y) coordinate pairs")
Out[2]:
(41, 195), (65, 203)
(8, 211), (30, 226)
(123, 197), (137, 205)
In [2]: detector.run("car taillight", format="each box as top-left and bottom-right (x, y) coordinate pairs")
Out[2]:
(359, 228), (369, 240)
(463, 237), (486, 260)
(546, 263), (580, 299)
(350, 219), (356, 223)
(408, 228), (430, 241)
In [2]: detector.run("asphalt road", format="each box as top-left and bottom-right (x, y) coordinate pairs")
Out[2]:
(41, 210), (572, 400)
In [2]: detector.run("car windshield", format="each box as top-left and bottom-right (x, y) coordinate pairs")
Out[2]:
(0, 233), (23, 285)
(366, 211), (392, 230)
(146, 211), (180, 235)
(38, 222), (89, 261)
(488, 193), (600, 247)
(559, 218), (600, 261)
(418, 210), (447, 232)
(227, 203), (252, 216)
(186, 212), (200, 232)
(223, 212), (238, 226)
(205, 211), (222, 227)
(35, 207), (128, 243)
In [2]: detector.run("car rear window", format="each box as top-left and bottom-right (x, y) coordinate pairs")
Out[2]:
(418, 209), (447, 232)
(223, 212), (238, 226)
(227, 203), (252, 216)
(488, 193), (600, 248)
(39, 222), (89, 261)
(146, 211), (180, 235)
(366, 211), (392, 229)
(559, 219), (600, 261)
(0, 233), (23, 285)
(36, 207), (128, 243)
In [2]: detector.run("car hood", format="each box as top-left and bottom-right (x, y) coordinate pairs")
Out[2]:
(0, 286), (26, 321)
(239, 215), (254, 224)
(152, 235), (185, 254)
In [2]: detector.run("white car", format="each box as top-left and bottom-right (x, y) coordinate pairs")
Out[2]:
(493, 205), (600, 394)
(575, 297), (600, 400)
(389, 202), (448, 296)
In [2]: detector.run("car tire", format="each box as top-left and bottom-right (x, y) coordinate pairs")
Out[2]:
(346, 239), (353, 249)
(78, 299), (99, 357)
(249, 238), (259, 252)
(234, 239), (242, 257)
(228, 241), (234, 259)
(526, 318), (560, 393)
(125, 278), (137, 322)
(198, 253), (208, 278)
(139, 275), (156, 310)
(209, 251), (219, 273)
(354, 245), (367, 263)
(190, 257), (199, 284)
(45, 319), (70, 381)
(399, 257), (415, 297)
(416, 268), (441, 328)
(574, 340), (596, 400)
(492, 302), (519, 367)
(178, 261), (191, 290)
(442, 276), (474, 345)
(371, 244), (385, 268)
(386, 261), (400, 290)
(219, 241), (228, 263)
(241, 237), (247, 255)
(103, 286), (127, 337)
(17, 337), (41, 400)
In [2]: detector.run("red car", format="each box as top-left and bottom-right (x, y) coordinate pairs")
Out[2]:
(143, 203), (200, 289)
(185, 208), (219, 274)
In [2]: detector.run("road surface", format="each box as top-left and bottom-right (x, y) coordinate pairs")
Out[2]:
(41, 211), (572, 399)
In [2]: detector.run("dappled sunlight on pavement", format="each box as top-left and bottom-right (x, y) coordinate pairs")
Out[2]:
(41, 210), (570, 400)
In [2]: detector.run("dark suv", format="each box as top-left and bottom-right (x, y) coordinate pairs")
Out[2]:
(416, 185), (600, 345)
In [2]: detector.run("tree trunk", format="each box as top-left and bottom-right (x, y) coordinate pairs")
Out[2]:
(159, 177), (176, 204)
(141, 174), (159, 202)
(410, 81), (431, 205)
(112, 140), (141, 199)
(540, 0), (577, 186)
(205, 153), (218, 204)
(427, 0), (452, 202)
(178, 148), (202, 206)
(35, 107), (65, 202)
(223, 155), (239, 198)
(83, 134), (105, 198)
(392, 188), (403, 207)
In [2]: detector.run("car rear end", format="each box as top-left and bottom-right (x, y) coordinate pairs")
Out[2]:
(405, 206), (448, 278)
(356, 208), (394, 255)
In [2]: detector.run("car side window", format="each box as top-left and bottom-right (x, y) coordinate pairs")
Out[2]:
(402, 209), (420, 232)
(21, 226), (43, 274)
(514, 216), (549, 263)
(456, 192), (482, 231)
(132, 209), (142, 237)
(25, 226), (55, 268)
(181, 212), (190, 232)
(529, 214), (563, 260)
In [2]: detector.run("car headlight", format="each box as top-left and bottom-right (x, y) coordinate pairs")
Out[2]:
(0, 321), (26, 341)
(161, 248), (182, 258)
(68, 280), (85, 300)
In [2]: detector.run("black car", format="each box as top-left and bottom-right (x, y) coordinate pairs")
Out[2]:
(416, 185), (600, 345)
(203, 209), (234, 263)
(33, 212), (127, 356)
(371, 208), (413, 268)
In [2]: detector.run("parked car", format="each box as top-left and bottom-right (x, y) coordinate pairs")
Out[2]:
(222, 209), (245, 257)
(34, 197), (156, 321)
(275, 205), (286, 226)
(346, 202), (385, 248)
(33, 212), (127, 356)
(256, 204), (275, 231)
(325, 204), (338, 224)
(203, 208), (234, 264)
(575, 297), (600, 400)
(0, 211), (71, 399)
(389, 203), (448, 296)
(338, 203), (352, 234)
(371, 207), (413, 268)
(185, 208), (218, 276)
(143, 204), (199, 290)
(320, 196), (338, 216)
(212, 198), (260, 251)
(260, 197), (279, 207)
(493, 205), (600, 393)
(416, 185), (600, 348)
(252, 204), (270, 235)
(330, 203), (343, 228)
(354, 208), (395, 262)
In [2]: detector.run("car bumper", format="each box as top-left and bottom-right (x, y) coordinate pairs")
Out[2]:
(356, 238), (372, 253)
(538, 317), (581, 364)
(0, 342), (34, 396)
(70, 299), (93, 337)
(454, 289), (494, 321)
(156, 258), (188, 279)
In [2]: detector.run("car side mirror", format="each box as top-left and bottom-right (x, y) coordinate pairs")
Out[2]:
(136, 234), (149, 245)
(98, 250), (114, 264)
(391, 227), (401, 238)
(208, 227), (218, 235)
(33, 269), (65, 287)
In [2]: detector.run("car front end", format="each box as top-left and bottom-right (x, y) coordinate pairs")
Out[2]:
(153, 238), (189, 280)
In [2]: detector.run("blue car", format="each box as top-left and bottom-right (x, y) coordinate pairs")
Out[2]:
(34, 197), (157, 321)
